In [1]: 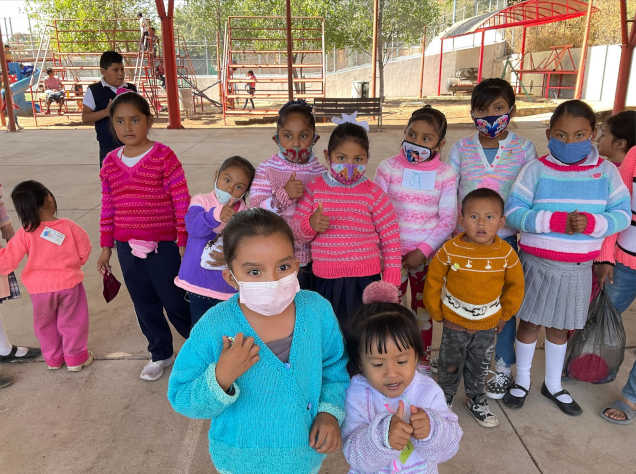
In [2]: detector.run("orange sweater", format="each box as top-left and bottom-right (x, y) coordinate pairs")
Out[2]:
(423, 234), (525, 331)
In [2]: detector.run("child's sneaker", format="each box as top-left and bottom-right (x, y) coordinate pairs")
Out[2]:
(486, 358), (513, 400)
(48, 363), (63, 370)
(139, 355), (174, 381)
(67, 351), (94, 372)
(465, 396), (499, 428)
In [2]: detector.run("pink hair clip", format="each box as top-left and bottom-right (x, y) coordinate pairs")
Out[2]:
(116, 87), (132, 95)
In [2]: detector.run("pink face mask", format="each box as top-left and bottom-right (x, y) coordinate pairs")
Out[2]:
(231, 271), (300, 316)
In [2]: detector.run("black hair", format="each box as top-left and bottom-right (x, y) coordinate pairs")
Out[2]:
(606, 111), (636, 151)
(137, 12), (143, 17)
(549, 99), (596, 130)
(248, 70), (254, 75)
(46, 67), (53, 74)
(109, 91), (152, 120)
(276, 99), (316, 131)
(223, 208), (295, 267)
(11, 180), (55, 232)
(100, 51), (124, 70)
(461, 187), (504, 214)
(218, 155), (256, 197)
(345, 302), (424, 375)
(327, 122), (369, 156)
(407, 105), (448, 139)
(471, 78), (516, 112)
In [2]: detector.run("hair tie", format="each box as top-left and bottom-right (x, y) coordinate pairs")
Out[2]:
(116, 87), (133, 96)
(331, 111), (370, 132)
(362, 281), (400, 304)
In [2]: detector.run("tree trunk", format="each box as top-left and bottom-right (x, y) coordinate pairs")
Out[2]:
(378, 0), (385, 100)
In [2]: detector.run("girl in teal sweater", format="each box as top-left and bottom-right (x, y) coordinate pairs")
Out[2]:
(167, 208), (349, 473)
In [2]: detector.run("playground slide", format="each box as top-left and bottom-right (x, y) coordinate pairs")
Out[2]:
(1, 64), (40, 115)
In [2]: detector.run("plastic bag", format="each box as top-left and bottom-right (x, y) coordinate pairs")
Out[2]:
(565, 289), (625, 383)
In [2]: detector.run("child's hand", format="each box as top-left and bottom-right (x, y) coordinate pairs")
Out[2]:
(97, 248), (112, 275)
(0, 223), (14, 242)
(566, 211), (587, 234)
(496, 319), (506, 333)
(409, 406), (431, 440)
(309, 412), (342, 453)
(219, 204), (236, 223)
(403, 249), (426, 271)
(310, 203), (329, 233)
(284, 172), (305, 200)
(215, 333), (260, 392)
(594, 263), (614, 287)
(388, 400), (413, 451)
(207, 249), (225, 267)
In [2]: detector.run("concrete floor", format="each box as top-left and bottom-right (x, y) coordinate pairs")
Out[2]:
(1, 122), (635, 474)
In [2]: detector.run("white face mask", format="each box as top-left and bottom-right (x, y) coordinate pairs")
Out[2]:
(231, 270), (300, 317)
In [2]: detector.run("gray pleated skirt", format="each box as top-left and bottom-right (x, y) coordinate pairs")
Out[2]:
(517, 251), (592, 330)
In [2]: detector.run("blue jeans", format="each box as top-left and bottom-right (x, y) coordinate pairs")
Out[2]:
(494, 235), (519, 366)
(188, 292), (222, 327)
(603, 262), (636, 401)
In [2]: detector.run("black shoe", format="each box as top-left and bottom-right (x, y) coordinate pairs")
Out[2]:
(503, 383), (530, 409)
(0, 375), (14, 389)
(0, 345), (41, 363)
(541, 383), (582, 416)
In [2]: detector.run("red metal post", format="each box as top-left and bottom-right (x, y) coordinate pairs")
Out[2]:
(285, 0), (294, 102)
(574, 0), (593, 100)
(371, 0), (379, 98)
(613, 0), (634, 114)
(156, 0), (183, 128)
(0, 25), (17, 132)
(437, 37), (443, 96)
(518, 26), (527, 94)
(418, 29), (426, 99)
(477, 30), (485, 82)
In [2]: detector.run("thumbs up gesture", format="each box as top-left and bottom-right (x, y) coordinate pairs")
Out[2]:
(310, 202), (330, 233)
(409, 405), (431, 440)
(388, 400), (414, 451)
(284, 172), (304, 200)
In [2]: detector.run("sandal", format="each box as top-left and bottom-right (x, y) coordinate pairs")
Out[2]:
(600, 400), (635, 425)
(503, 383), (530, 409)
(541, 383), (582, 416)
(0, 345), (41, 363)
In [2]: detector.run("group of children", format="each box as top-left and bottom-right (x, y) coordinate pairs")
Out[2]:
(2, 48), (636, 472)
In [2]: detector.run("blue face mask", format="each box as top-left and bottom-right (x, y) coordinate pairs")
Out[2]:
(548, 138), (593, 165)
(214, 183), (234, 205)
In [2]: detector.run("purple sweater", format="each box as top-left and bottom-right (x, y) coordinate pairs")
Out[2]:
(343, 373), (462, 474)
(174, 192), (245, 299)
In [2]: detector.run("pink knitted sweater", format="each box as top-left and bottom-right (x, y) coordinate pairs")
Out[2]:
(375, 150), (458, 257)
(293, 172), (401, 286)
(249, 153), (325, 265)
(99, 142), (191, 248)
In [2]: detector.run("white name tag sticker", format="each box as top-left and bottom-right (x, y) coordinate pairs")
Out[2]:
(40, 227), (65, 246)
(402, 169), (436, 190)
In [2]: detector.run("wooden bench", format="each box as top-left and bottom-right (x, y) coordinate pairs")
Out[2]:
(313, 97), (382, 128)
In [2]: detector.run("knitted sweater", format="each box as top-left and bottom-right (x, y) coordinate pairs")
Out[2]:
(598, 147), (636, 269)
(0, 219), (91, 294)
(249, 153), (326, 265)
(449, 131), (537, 238)
(99, 142), (191, 248)
(343, 373), (462, 474)
(423, 234), (525, 331)
(293, 172), (401, 286)
(174, 192), (245, 299)
(167, 290), (350, 474)
(375, 150), (458, 257)
(505, 150), (630, 263)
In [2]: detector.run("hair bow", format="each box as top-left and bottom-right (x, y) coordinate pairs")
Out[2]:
(331, 111), (370, 132)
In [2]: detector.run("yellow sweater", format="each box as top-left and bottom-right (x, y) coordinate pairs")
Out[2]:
(423, 234), (525, 331)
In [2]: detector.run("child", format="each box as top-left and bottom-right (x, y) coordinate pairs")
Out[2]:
(82, 51), (138, 167)
(375, 105), (457, 371)
(503, 100), (630, 416)
(44, 67), (65, 115)
(249, 100), (324, 289)
(423, 188), (524, 428)
(168, 208), (349, 473)
(449, 78), (537, 399)
(342, 281), (462, 473)
(0, 181), (92, 371)
(175, 155), (255, 325)
(97, 92), (191, 382)
(243, 70), (256, 110)
(293, 119), (401, 328)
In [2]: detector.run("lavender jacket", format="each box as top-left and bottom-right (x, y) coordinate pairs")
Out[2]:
(343, 373), (462, 473)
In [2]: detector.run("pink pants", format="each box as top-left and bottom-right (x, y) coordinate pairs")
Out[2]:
(399, 265), (432, 365)
(31, 283), (89, 367)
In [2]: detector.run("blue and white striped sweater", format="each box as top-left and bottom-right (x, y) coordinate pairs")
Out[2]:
(505, 151), (630, 262)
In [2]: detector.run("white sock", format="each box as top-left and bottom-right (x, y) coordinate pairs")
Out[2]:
(495, 357), (511, 376)
(0, 316), (11, 355)
(544, 340), (573, 404)
(510, 339), (536, 397)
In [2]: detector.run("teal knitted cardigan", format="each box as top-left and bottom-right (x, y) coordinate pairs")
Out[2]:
(167, 290), (350, 474)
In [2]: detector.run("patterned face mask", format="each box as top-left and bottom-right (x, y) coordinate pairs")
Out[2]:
(276, 135), (318, 164)
(401, 140), (434, 163)
(330, 162), (366, 185)
(473, 113), (510, 138)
